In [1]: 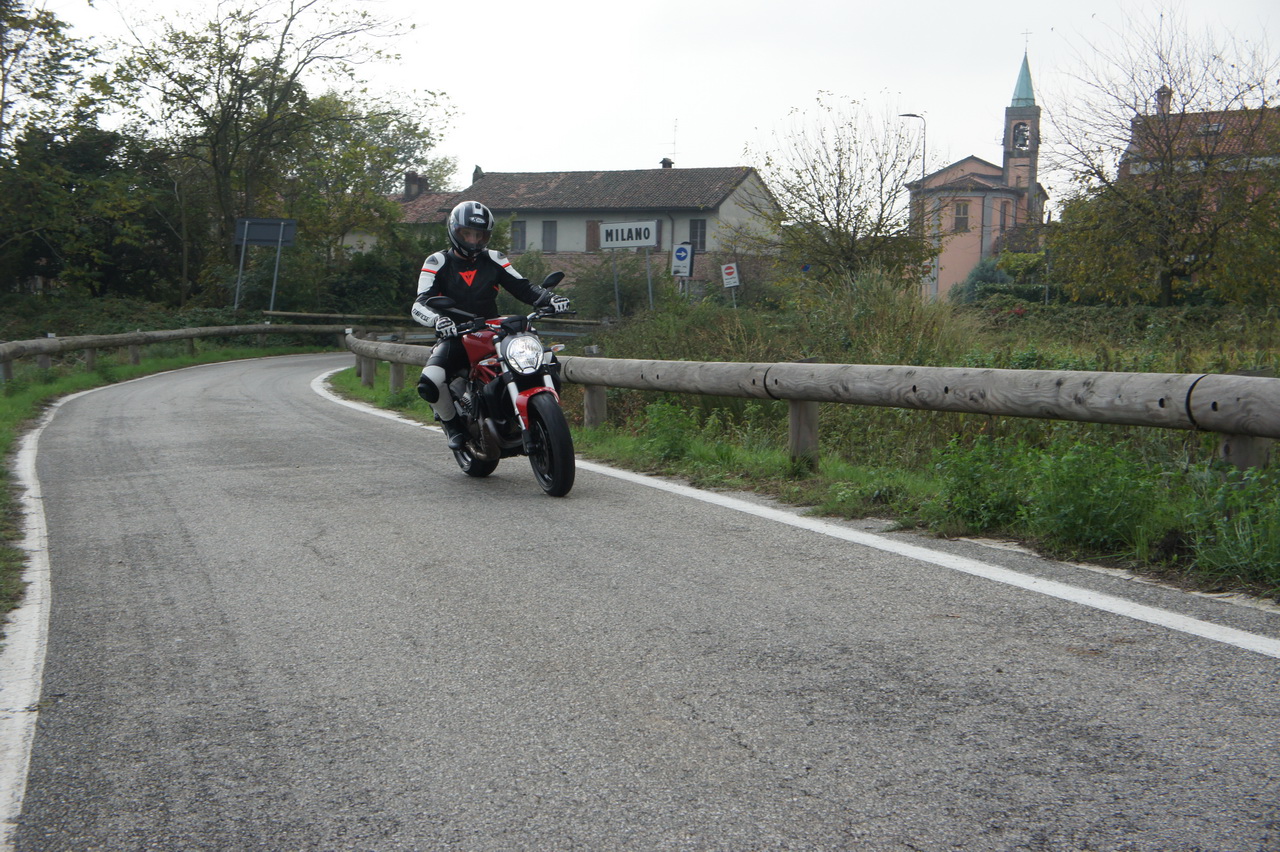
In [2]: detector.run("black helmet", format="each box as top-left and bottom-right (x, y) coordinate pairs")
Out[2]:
(448, 200), (494, 259)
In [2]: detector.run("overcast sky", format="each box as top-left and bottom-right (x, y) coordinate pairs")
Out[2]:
(46, 0), (1280, 209)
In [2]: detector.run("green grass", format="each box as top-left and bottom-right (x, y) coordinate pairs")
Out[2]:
(1, 344), (333, 622)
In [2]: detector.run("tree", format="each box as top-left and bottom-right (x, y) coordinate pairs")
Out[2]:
(736, 92), (935, 281)
(112, 0), (448, 273)
(0, 0), (98, 158)
(0, 124), (185, 298)
(1048, 8), (1280, 306)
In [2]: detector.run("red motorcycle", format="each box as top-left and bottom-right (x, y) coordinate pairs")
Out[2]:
(423, 272), (576, 497)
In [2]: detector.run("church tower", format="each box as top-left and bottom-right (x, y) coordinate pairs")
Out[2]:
(1002, 52), (1042, 225)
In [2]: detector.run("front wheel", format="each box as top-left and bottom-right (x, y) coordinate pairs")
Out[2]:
(527, 393), (575, 497)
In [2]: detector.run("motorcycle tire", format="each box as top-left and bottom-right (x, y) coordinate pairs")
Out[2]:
(452, 444), (499, 478)
(527, 393), (575, 497)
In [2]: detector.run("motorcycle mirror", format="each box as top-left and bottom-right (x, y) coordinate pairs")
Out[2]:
(425, 296), (456, 311)
(542, 271), (565, 289)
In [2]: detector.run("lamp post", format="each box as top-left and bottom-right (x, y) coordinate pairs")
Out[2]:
(898, 113), (926, 181)
(899, 112), (934, 298)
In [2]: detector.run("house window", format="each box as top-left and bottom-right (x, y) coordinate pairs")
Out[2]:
(689, 219), (707, 252)
(953, 201), (970, 232)
(542, 221), (557, 253)
(1000, 202), (1009, 230)
(511, 220), (526, 253)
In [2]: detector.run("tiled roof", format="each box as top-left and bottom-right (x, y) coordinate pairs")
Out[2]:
(397, 190), (458, 225)
(463, 167), (758, 213)
(1125, 107), (1280, 162)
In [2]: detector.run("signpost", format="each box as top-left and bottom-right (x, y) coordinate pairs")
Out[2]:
(601, 220), (659, 313)
(234, 218), (297, 310)
(721, 262), (741, 308)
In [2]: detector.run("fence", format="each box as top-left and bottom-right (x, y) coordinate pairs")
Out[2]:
(0, 324), (350, 382)
(4, 325), (1273, 470)
(343, 334), (1279, 471)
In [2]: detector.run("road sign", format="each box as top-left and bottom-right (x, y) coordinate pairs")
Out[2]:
(721, 263), (741, 288)
(671, 242), (693, 277)
(235, 218), (297, 247)
(600, 220), (658, 249)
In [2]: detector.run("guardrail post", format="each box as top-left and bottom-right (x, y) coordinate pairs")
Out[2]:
(37, 333), (53, 370)
(361, 339), (377, 388)
(1, 360), (11, 383)
(85, 348), (97, 371)
(1218, 369), (1275, 471)
(788, 399), (820, 472)
(128, 344), (141, 365)
(185, 338), (195, 357)
(581, 346), (607, 428)
(788, 357), (819, 471)
(389, 362), (405, 394)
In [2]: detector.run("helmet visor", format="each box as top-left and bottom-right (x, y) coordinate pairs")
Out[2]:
(455, 226), (490, 252)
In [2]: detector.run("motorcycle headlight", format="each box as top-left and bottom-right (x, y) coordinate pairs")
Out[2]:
(503, 334), (544, 375)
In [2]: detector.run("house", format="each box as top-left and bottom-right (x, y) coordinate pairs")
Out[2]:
(904, 53), (1050, 300)
(1118, 85), (1280, 179)
(397, 160), (778, 281)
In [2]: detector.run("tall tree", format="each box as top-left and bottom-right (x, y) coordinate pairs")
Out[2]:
(113, 0), (414, 267)
(1048, 9), (1280, 306)
(0, 0), (98, 158)
(736, 92), (935, 281)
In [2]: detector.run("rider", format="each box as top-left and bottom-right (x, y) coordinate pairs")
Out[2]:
(411, 200), (570, 449)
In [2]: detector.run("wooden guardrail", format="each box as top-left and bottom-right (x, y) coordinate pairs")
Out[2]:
(345, 334), (1279, 470)
(0, 324), (351, 381)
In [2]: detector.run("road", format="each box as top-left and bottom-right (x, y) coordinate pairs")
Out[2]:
(7, 352), (1280, 851)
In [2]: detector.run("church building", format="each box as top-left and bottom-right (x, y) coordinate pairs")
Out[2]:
(905, 54), (1049, 300)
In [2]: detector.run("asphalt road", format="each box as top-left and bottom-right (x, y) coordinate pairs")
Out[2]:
(10, 352), (1280, 851)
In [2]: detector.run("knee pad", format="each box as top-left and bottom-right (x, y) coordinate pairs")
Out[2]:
(417, 366), (446, 403)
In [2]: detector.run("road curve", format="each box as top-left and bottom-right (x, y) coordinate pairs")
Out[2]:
(8, 353), (1280, 850)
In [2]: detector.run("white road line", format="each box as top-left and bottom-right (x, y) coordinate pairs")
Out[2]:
(0, 400), (65, 851)
(312, 369), (1280, 662)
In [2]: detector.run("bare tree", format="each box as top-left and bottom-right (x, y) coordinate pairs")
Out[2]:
(736, 92), (935, 282)
(1047, 9), (1280, 305)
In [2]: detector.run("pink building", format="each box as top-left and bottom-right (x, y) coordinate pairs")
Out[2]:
(906, 54), (1049, 300)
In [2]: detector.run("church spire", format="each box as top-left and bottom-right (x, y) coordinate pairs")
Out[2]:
(1010, 52), (1036, 107)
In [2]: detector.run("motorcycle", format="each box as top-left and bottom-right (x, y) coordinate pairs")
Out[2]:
(423, 272), (576, 497)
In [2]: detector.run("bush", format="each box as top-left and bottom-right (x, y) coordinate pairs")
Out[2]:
(1022, 441), (1174, 558)
(924, 436), (1028, 534)
(1189, 468), (1280, 589)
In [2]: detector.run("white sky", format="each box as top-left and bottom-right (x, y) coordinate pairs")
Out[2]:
(44, 0), (1280, 210)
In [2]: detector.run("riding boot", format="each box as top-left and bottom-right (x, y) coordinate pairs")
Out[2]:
(439, 416), (467, 450)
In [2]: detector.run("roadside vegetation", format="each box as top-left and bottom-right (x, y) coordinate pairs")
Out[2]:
(336, 273), (1280, 602)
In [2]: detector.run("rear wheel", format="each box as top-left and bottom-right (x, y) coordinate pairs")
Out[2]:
(527, 393), (575, 497)
(450, 419), (498, 478)
(453, 446), (498, 477)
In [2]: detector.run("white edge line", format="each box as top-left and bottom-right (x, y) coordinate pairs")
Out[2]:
(0, 361), (290, 849)
(0, 399), (68, 850)
(311, 367), (1280, 662)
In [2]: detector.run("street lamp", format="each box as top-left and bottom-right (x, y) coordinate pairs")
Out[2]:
(899, 112), (935, 298)
(898, 113), (926, 181)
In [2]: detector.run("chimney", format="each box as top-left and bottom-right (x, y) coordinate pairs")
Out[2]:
(1155, 85), (1173, 116)
(404, 171), (421, 200)
(660, 157), (674, 169)
(473, 165), (484, 184)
